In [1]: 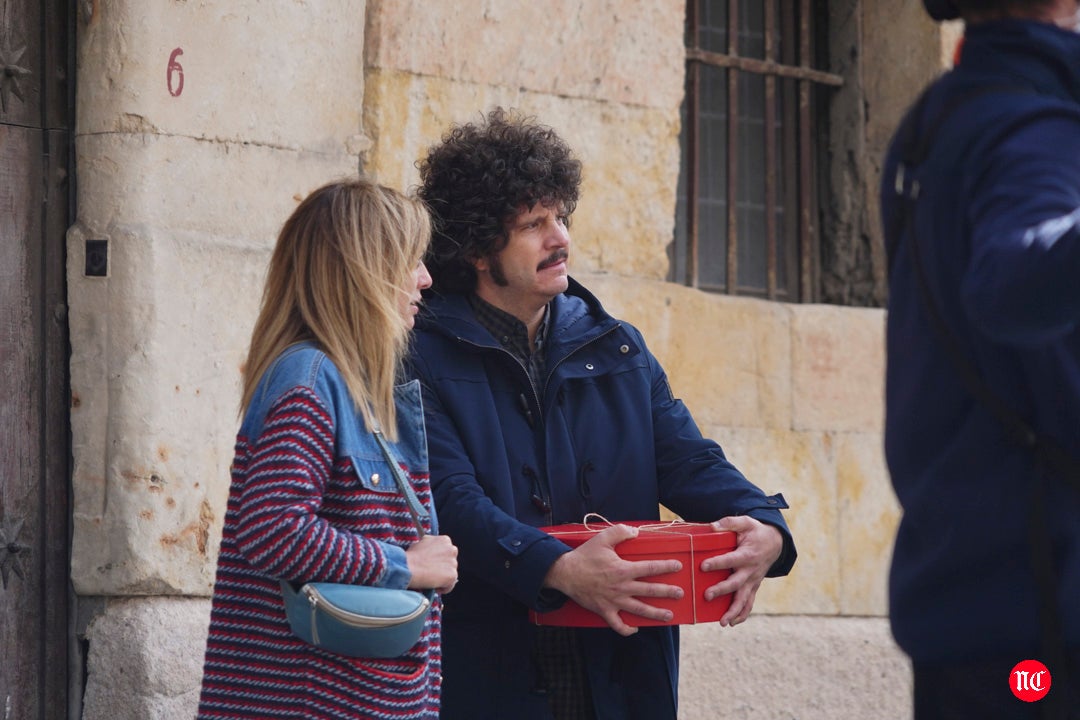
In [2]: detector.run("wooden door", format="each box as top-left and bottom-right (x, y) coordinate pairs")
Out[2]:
(0, 0), (72, 717)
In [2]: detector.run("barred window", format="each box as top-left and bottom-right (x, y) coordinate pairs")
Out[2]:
(672, 0), (842, 301)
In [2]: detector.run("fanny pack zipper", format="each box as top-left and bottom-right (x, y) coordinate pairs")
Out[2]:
(304, 585), (432, 644)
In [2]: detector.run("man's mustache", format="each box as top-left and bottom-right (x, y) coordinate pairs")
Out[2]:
(538, 249), (569, 270)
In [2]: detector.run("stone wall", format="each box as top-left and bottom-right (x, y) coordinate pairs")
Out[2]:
(362, 0), (685, 278)
(69, 1), (956, 717)
(69, 1), (367, 714)
(69, 0), (366, 597)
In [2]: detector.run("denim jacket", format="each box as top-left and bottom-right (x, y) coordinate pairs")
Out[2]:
(242, 341), (434, 589)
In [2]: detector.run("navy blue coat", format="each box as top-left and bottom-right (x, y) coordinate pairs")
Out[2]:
(881, 20), (1080, 664)
(407, 278), (795, 719)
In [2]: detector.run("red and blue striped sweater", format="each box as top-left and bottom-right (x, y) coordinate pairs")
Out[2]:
(198, 355), (441, 719)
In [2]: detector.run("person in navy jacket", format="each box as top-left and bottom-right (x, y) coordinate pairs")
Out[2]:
(406, 108), (796, 719)
(882, 1), (1080, 717)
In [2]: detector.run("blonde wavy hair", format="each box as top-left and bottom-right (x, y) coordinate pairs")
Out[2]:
(241, 178), (431, 440)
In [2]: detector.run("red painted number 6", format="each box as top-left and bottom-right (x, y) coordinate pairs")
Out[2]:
(167, 48), (184, 97)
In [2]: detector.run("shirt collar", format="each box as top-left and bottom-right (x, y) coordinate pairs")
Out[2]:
(468, 294), (549, 358)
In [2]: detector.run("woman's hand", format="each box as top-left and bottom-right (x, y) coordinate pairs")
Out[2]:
(405, 534), (459, 594)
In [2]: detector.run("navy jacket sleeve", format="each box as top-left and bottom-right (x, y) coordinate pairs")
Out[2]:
(962, 112), (1080, 345)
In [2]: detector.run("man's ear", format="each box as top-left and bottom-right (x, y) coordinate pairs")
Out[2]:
(471, 254), (489, 273)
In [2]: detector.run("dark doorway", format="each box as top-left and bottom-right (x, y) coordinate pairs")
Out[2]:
(0, 0), (73, 717)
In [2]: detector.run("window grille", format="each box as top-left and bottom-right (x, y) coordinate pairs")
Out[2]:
(673, 0), (842, 301)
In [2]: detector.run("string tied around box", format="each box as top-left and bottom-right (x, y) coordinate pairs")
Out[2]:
(579, 512), (714, 534)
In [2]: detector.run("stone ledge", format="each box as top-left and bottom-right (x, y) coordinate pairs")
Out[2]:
(76, 603), (912, 720)
(680, 615), (911, 719)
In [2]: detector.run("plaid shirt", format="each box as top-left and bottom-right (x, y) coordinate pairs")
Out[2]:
(468, 293), (548, 392)
(469, 293), (595, 720)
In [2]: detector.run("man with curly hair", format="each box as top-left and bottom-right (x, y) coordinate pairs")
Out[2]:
(406, 107), (796, 720)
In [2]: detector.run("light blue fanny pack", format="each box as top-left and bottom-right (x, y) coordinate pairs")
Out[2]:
(280, 580), (433, 658)
(280, 430), (433, 658)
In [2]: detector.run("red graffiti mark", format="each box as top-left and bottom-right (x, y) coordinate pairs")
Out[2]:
(167, 48), (184, 97)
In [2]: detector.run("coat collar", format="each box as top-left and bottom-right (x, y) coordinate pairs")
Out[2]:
(959, 20), (1080, 103)
(416, 277), (619, 349)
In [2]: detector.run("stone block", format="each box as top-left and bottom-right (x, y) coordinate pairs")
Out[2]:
(81, 597), (210, 720)
(792, 304), (886, 433)
(703, 427), (839, 616)
(78, 0), (366, 151)
(577, 274), (792, 430)
(74, 129), (358, 241)
(679, 616), (911, 719)
(68, 221), (261, 595)
(363, 71), (680, 278)
(68, 132), (358, 595)
(365, 0), (685, 108)
(836, 433), (898, 616)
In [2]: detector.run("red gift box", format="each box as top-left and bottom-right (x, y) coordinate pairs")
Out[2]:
(529, 518), (737, 627)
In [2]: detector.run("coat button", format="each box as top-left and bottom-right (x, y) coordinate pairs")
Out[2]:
(619, 345), (629, 354)
(585, 363), (594, 370)
(371, 473), (380, 485)
(767, 497), (778, 505)
(504, 560), (511, 569)
(512, 540), (521, 547)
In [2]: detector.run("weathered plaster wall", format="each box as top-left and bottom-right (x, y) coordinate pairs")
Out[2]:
(70, 1), (954, 718)
(823, 1), (963, 308)
(361, 0), (684, 278)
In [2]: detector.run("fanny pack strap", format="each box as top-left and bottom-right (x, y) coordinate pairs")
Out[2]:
(372, 429), (429, 538)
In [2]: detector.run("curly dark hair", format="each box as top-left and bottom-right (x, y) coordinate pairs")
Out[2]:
(417, 107), (583, 294)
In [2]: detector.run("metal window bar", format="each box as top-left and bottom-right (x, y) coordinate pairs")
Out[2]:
(725, 0), (743, 295)
(684, 0), (841, 301)
(687, 0), (701, 290)
(764, 0), (777, 298)
(725, 0), (738, 297)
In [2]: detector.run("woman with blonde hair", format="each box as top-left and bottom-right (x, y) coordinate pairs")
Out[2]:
(197, 177), (458, 719)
